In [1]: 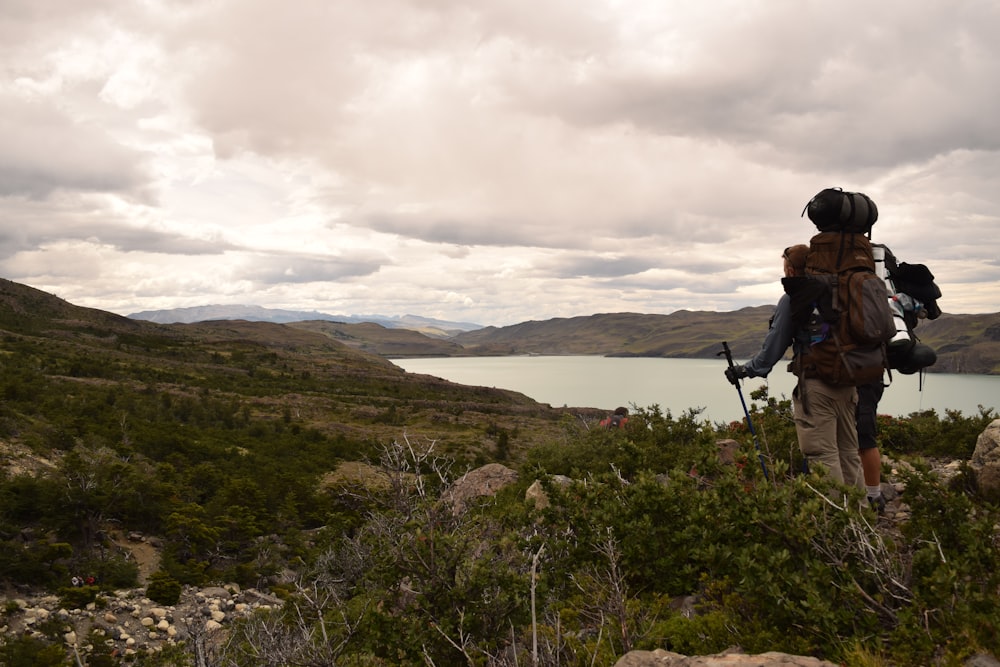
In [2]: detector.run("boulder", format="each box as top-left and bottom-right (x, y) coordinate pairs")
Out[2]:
(614, 649), (839, 666)
(525, 475), (572, 510)
(445, 463), (519, 513)
(970, 419), (1000, 496)
(716, 439), (740, 466)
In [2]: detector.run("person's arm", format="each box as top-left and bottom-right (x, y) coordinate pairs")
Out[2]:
(741, 294), (796, 378)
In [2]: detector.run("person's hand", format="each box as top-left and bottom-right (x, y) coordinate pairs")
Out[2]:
(724, 364), (748, 386)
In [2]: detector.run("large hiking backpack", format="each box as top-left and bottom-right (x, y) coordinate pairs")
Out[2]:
(785, 231), (896, 386)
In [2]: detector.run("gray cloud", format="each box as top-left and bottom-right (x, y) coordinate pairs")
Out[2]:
(237, 253), (387, 285)
(0, 97), (149, 199)
(0, 0), (998, 325)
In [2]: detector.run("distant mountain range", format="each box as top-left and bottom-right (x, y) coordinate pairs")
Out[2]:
(128, 305), (482, 338)
(130, 303), (1000, 375)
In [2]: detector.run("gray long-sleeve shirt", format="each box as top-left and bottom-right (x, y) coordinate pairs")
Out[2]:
(743, 293), (797, 378)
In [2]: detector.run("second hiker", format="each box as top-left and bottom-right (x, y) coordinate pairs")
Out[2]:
(725, 243), (865, 488)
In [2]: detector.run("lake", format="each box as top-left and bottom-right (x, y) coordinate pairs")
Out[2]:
(393, 356), (1000, 424)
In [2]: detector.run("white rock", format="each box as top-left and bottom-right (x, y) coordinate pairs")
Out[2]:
(64, 631), (77, 645)
(156, 619), (170, 631)
(205, 619), (223, 632)
(210, 610), (226, 623)
(140, 617), (155, 627)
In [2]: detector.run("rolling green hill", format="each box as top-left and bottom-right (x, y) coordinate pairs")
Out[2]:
(0, 278), (587, 467)
(450, 309), (1000, 375)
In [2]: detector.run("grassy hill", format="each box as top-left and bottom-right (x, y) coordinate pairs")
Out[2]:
(451, 309), (1000, 375)
(452, 308), (775, 359)
(118, 297), (1000, 376)
(0, 278), (591, 467)
(282, 307), (999, 376)
(288, 319), (466, 356)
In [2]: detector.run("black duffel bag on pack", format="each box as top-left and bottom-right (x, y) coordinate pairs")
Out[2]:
(802, 187), (879, 234)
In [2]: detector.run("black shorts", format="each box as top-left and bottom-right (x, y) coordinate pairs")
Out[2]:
(856, 380), (885, 451)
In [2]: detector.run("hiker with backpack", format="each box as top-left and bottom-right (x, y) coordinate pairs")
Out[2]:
(600, 406), (629, 429)
(725, 243), (866, 489)
(727, 188), (905, 492)
(857, 243), (942, 512)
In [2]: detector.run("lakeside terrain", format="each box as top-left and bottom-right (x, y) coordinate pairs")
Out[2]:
(3, 276), (1000, 666)
(141, 303), (1000, 375)
(0, 278), (584, 463)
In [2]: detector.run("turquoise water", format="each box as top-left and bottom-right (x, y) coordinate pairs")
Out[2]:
(394, 356), (1000, 424)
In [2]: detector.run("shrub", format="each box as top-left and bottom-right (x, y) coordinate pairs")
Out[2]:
(146, 571), (183, 606)
(57, 585), (99, 610)
(0, 635), (68, 667)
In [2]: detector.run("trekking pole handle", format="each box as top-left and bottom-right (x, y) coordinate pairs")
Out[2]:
(718, 341), (736, 369)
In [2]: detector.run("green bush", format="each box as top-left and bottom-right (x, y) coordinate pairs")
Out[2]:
(0, 635), (69, 667)
(146, 571), (183, 606)
(57, 585), (99, 610)
(879, 407), (996, 458)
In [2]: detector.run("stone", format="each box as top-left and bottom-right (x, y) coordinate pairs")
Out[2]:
(525, 475), (571, 510)
(614, 649), (840, 666)
(971, 419), (1000, 496)
(970, 419), (1000, 469)
(445, 463), (519, 513)
(200, 586), (232, 600)
(716, 439), (740, 465)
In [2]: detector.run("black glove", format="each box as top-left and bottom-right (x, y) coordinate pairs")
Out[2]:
(724, 364), (748, 386)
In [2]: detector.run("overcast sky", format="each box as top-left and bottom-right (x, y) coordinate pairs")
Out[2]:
(2, 0), (998, 327)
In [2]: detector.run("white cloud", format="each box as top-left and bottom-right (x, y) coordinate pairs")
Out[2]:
(0, 0), (997, 326)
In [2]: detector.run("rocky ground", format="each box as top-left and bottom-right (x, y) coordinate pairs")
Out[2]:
(1, 579), (284, 661)
(3, 420), (999, 665)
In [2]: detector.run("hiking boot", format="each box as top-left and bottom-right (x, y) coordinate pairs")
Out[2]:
(868, 494), (886, 515)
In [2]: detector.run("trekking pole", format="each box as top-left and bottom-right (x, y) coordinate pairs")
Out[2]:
(717, 341), (769, 480)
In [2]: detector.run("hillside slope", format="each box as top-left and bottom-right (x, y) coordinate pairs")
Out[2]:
(0, 278), (582, 466)
(452, 309), (1000, 375)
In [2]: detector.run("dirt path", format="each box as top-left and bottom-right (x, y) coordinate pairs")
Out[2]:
(107, 532), (161, 584)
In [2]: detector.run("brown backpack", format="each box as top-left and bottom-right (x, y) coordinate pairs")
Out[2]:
(785, 232), (896, 386)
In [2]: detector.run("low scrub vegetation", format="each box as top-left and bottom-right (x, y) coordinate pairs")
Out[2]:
(1, 283), (998, 665)
(2, 383), (998, 665)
